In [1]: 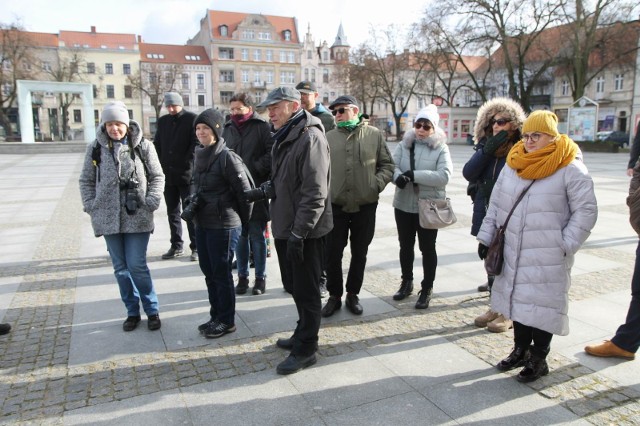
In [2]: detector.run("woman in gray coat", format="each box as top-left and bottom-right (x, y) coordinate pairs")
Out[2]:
(477, 111), (597, 382)
(79, 101), (165, 332)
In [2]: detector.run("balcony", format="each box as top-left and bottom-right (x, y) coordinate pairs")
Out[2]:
(252, 81), (267, 89)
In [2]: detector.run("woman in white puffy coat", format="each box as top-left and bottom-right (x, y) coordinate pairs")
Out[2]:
(477, 110), (597, 383)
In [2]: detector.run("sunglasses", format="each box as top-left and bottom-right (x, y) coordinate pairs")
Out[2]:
(489, 118), (511, 126)
(414, 122), (432, 131)
(331, 107), (353, 116)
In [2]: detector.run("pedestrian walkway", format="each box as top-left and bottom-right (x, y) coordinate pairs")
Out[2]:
(0, 144), (638, 425)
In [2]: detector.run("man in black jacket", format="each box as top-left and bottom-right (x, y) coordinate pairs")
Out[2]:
(154, 92), (198, 260)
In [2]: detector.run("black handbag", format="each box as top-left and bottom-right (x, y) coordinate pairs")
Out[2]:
(484, 181), (534, 275)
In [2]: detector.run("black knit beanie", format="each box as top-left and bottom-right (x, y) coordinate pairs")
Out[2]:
(194, 108), (225, 141)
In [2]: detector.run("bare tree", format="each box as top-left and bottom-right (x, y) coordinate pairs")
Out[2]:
(344, 45), (381, 116)
(0, 22), (36, 138)
(128, 62), (182, 123)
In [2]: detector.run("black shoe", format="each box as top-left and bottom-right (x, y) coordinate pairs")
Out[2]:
(147, 314), (161, 331)
(190, 250), (198, 262)
(345, 293), (363, 315)
(0, 323), (11, 335)
(231, 260), (237, 269)
(414, 288), (432, 309)
(161, 247), (183, 259)
(276, 337), (294, 350)
(393, 279), (414, 301)
(122, 315), (141, 332)
(321, 296), (342, 317)
(252, 277), (266, 295)
(204, 321), (236, 338)
(276, 353), (317, 375)
(497, 346), (530, 371)
(516, 356), (549, 383)
(477, 283), (489, 292)
(235, 276), (250, 295)
(198, 318), (216, 333)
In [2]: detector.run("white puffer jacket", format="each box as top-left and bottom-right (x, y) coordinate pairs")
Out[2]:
(477, 159), (597, 335)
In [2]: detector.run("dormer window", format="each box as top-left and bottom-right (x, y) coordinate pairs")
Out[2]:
(220, 25), (228, 37)
(283, 30), (291, 41)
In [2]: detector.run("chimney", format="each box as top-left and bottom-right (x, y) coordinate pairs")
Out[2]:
(90, 26), (96, 33)
(137, 35), (142, 43)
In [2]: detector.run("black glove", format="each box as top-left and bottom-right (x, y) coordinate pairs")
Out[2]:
(478, 243), (489, 260)
(287, 234), (304, 264)
(483, 130), (508, 155)
(395, 174), (411, 189)
(402, 170), (415, 182)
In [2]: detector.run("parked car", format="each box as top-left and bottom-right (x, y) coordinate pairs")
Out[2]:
(596, 130), (613, 141)
(604, 131), (630, 147)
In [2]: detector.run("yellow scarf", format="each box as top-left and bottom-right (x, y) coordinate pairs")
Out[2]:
(506, 134), (578, 179)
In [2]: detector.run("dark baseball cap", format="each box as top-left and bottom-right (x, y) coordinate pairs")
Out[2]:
(257, 87), (301, 108)
(295, 81), (317, 94)
(329, 95), (359, 110)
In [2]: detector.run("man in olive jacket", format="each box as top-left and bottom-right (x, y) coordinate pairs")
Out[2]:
(322, 95), (395, 317)
(154, 93), (198, 261)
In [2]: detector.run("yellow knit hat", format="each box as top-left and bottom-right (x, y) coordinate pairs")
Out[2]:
(522, 110), (559, 137)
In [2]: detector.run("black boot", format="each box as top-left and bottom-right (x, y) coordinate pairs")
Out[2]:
(516, 346), (549, 383)
(414, 283), (432, 309)
(393, 279), (413, 301)
(496, 346), (530, 371)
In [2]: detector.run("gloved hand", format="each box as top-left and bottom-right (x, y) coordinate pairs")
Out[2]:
(395, 174), (411, 189)
(483, 130), (508, 155)
(402, 170), (415, 182)
(287, 234), (304, 264)
(478, 243), (489, 260)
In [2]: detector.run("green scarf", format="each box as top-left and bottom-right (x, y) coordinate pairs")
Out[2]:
(337, 115), (361, 133)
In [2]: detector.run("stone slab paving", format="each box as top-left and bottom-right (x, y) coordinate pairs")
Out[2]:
(0, 145), (639, 425)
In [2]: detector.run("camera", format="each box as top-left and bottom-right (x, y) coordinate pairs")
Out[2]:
(180, 193), (200, 222)
(244, 181), (276, 203)
(122, 177), (139, 215)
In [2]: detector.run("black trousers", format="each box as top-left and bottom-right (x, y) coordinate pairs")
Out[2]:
(164, 183), (196, 251)
(513, 321), (553, 357)
(275, 236), (325, 356)
(611, 239), (640, 353)
(394, 208), (438, 287)
(326, 203), (377, 297)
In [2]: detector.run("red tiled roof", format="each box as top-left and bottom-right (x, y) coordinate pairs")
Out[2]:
(23, 31), (59, 47)
(208, 10), (299, 44)
(59, 30), (137, 50)
(140, 43), (210, 65)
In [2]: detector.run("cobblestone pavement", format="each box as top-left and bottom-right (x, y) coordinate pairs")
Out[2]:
(0, 146), (639, 425)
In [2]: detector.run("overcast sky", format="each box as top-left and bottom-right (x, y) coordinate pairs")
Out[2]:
(1, 0), (431, 48)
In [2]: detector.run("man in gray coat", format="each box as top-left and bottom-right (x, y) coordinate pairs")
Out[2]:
(256, 87), (332, 375)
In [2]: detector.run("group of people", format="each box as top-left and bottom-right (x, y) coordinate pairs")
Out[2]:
(72, 85), (639, 380)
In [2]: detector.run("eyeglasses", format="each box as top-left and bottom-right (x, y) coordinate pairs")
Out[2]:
(331, 107), (352, 116)
(522, 133), (543, 143)
(489, 118), (511, 127)
(229, 106), (248, 113)
(414, 122), (432, 131)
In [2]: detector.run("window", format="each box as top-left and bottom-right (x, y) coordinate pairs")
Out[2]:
(311, 69), (316, 82)
(165, 73), (173, 85)
(87, 62), (95, 74)
(266, 50), (273, 62)
(283, 30), (291, 41)
(288, 52), (295, 63)
(254, 72), (261, 83)
(220, 25), (228, 36)
(220, 91), (233, 104)
(94, 109), (99, 125)
(92, 85), (98, 98)
(127, 109), (133, 120)
(182, 73), (189, 89)
(280, 71), (295, 84)
(124, 85), (132, 98)
(42, 61), (52, 72)
(266, 71), (274, 84)
(596, 76), (605, 93)
(149, 72), (157, 84)
(242, 70), (249, 83)
(241, 49), (248, 61)
(323, 92), (329, 105)
(561, 80), (569, 96)
(258, 32), (271, 40)
(614, 74), (624, 91)
(280, 51), (286, 62)
(323, 51), (329, 61)
(253, 49), (261, 61)
(70, 62), (78, 74)
(304, 69), (309, 80)
(105, 63), (113, 74)
(307, 50), (313, 59)
(182, 95), (189, 106)
(323, 69), (329, 83)
(106, 85), (115, 99)
(123, 64), (131, 75)
(73, 109), (81, 123)
(219, 70), (234, 83)
(198, 94), (205, 107)
(197, 73), (205, 89)
(219, 47), (234, 59)
(242, 30), (255, 40)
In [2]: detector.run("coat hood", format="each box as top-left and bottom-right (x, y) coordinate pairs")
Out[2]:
(400, 128), (448, 150)
(473, 97), (526, 143)
(97, 119), (143, 147)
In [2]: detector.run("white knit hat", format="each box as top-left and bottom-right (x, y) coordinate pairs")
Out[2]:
(415, 104), (440, 128)
(101, 101), (129, 125)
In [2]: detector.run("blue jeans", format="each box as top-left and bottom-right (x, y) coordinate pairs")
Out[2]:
(236, 219), (267, 279)
(196, 226), (240, 325)
(104, 232), (159, 317)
